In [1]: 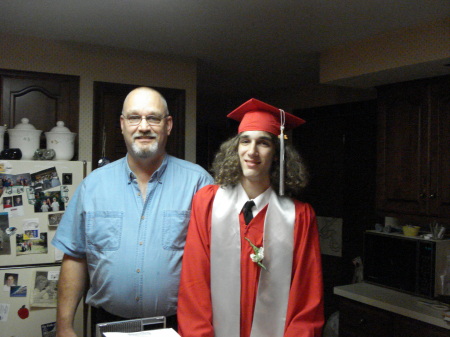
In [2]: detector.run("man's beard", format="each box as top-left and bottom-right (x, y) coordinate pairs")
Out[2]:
(131, 132), (159, 158)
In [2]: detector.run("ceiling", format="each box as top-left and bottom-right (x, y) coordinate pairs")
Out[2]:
(0, 1), (449, 97)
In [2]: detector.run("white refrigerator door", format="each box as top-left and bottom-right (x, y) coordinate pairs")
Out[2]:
(0, 265), (84, 337)
(0, 160), (90, 336)
(0, 160), (91, 266)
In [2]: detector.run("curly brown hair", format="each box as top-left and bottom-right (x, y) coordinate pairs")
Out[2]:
(211, 133), (309, 198)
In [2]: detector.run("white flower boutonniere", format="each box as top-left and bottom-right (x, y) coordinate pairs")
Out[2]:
(245, 237), (267, 270)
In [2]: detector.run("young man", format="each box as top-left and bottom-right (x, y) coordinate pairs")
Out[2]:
(52, 87), (213, 337)
(177, 98), (324, 337)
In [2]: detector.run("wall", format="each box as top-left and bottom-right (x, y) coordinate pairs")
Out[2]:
(320, 18), (450, 87)
(0, 33), (198, 162)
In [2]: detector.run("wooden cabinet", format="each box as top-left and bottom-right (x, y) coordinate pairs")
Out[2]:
(393, 314), (450, 337)
(376, 75), (450, 219)
(429, 78), (450, 219)
(339, 297), (393, 337)
(339, 297), (449, 337)
(0, 69), (79, 158)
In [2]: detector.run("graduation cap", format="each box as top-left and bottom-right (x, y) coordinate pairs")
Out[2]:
(227, 98), (305, 196)
(227, 98), (305, 135)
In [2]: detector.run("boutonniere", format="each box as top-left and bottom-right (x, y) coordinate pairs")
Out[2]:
(245, 237), (267, 270)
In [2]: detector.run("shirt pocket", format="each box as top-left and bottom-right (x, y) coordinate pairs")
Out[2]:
(86, 211), (123, 252)
(162, 210), (191, 250)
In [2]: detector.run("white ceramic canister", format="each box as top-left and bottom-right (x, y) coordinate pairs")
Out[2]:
(8, 118), (42, 160)
(0, 125), (6, 152)
(45, 121), (77, 161)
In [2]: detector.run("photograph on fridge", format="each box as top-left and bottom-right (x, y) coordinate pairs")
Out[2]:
(31, 270), (58, 307)
(41, 322), (57, 336)
(33, 191), (65, 213)
(0, 173), (31, 187)
(10, 285), (27, 297)
(3, 272), (18, 291)
(16, 232), (48, 256)
(30, 167), (60, 192)
(13, 195), (23, 207)
(48, 213), (63, 227)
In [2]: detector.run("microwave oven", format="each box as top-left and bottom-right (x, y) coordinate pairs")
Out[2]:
(363, 230), (450, 298)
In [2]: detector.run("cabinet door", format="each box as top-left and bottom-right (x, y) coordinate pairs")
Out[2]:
(394, 314), (450, 337)
(339, 298), (393, 337)
(0, 69), (79, 156)
(429, 77), (450, 218)
(376, 82), (429, 215)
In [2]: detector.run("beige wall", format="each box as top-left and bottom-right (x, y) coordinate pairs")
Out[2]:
(0, 33), (198, 162)
(320, 18), (450, 87)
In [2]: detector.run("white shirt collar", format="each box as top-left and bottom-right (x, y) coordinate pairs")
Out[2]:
(237, 183), (272, 217)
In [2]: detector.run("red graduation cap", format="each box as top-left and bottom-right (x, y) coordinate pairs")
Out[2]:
(227, 98), (306, 196)
(227, 98), (305, 136)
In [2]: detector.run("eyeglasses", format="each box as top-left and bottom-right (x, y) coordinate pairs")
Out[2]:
(123, 114), (168, 126)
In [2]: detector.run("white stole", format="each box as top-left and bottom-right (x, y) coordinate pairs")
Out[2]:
(211, 185), (295, 337)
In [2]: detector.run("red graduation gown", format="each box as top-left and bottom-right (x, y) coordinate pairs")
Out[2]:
(177, 185), (324, 337)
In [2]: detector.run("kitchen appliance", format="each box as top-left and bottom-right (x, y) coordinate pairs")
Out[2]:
(0, 160), (90, 336)
(364, 230), (450, 298)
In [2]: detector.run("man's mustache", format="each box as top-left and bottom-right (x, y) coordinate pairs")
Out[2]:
(132, 132), (158, 139)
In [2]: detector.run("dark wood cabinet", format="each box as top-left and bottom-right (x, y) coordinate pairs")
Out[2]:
(376, 75), (450, 219)
(393, 314), (450, 337)
(429, 78), (450, 219)
(0, 69), (80, 158)
(339, 297), (449, 337)
(339, 297), (393, 337)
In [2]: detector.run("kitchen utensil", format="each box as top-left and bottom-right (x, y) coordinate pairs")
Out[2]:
(430, 222), (446, 240)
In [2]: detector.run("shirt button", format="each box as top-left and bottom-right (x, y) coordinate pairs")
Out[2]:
(141, 216), (145, 220)
(136, 269), (140, 273)
(135, 297), (140, 301)
(139, 241), (143, 245)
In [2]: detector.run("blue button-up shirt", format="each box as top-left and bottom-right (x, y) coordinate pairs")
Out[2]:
(52, 155), (213, 318)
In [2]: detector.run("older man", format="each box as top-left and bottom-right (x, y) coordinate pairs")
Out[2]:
(52, 87), (213, 337)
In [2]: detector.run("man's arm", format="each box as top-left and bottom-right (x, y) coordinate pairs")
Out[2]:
(56, 254), (89, 337)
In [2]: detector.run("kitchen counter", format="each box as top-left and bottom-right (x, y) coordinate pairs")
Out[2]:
(334, 282), (450, 330)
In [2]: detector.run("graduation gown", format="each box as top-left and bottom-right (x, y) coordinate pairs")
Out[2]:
(177, 185), (324, 337)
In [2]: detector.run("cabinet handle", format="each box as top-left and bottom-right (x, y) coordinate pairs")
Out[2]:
(429, 193), (437, 199)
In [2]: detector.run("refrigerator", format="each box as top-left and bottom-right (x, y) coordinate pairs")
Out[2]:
(0, 160), (91, 337)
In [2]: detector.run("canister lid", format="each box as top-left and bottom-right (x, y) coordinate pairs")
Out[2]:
(49, 121), (72, 133)
(12, 118), (39, 130)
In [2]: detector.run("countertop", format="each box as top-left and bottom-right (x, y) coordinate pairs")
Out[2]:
(334, 282), (450, 330)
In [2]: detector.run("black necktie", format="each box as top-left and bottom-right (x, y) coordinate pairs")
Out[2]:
(242, 200), (255, 225)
